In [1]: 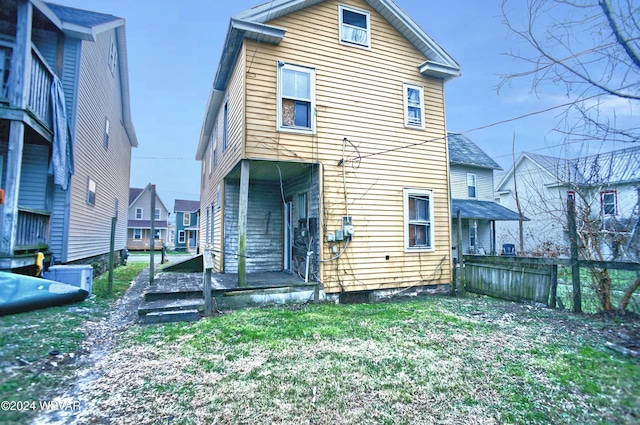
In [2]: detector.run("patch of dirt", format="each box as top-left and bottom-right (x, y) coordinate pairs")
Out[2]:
(33, 269), (150, 425)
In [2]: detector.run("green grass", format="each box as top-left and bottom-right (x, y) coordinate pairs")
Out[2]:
(0, 262), (146, 424)
(79, 297), (639, 424)
(557, 267), (640, 313)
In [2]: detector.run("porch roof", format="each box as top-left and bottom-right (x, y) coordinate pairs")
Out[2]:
(128, 220), (168, 229)
(451, 199), (525, 221)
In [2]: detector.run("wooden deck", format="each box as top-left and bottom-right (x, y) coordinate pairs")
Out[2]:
(140, 271), (319, 319)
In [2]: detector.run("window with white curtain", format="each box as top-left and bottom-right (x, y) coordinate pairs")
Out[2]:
(339, 5), (370, 48)
(403, 83), (425, 128)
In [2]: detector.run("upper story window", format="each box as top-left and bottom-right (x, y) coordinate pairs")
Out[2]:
(339, 5), (370, 48)
(135, 207), (143, 219)
(183, 212), (191, 226)
(104, 118), (110, 149)
(601, 190), (617, 216)
(467, 173), (477, 198)
(404, 188), (435, 252)
(278, 63), (316, 133)
(108, 37), (118, 77)
(155, 209), (161, 220)
(222, 102), (228, 152)
(403, 83), (425, 129)
(87, 177), (96, 206)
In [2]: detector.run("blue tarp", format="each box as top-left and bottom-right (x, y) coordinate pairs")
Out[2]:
(49, 76), (74, 190)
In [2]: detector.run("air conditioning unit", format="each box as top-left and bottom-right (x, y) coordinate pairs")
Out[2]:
(44, 265), (94, 295)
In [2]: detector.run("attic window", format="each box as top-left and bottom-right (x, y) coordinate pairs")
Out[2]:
(339, 5), (370, 48)
(108, 38), (118, 77)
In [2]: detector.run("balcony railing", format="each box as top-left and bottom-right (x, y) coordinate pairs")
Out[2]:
(0, 44), (10, 100)
(15, 207), (50, 251)
(0, 42), (54, 129)
(28, 47), (53, 128)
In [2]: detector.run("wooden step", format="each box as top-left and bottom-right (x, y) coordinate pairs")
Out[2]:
(138, 298), (204, 316)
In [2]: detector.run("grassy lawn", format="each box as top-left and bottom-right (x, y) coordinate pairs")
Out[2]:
(0, 262), (146, 424)
(557, 268), (640, 314)
(71, 296), (639, 424)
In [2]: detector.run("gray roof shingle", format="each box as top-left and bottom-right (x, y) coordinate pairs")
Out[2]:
(46, 2), (121, 28)
(448, 133), (502, 170)
(174, 200), (200, 213)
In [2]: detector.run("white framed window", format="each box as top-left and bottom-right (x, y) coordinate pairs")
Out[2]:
(601, 190), (617, 216)
(216, 184), (222, 210)
(155, 209), (161, 220)
(467, 173), (477, 198)
(108, 37), (118, 77)
(178, 230), (186, 244)
(469, 219), (477, 250)
(403, 83), (425, 129)
(103, 117), (110, 149)
(222, 101), (228, 152)
(403, 188), (434, 251)
(277, 63), (316, 133)
(135, 207), (143, 219)
(133, 229), (142, 239)
(86, 177), (96, 206)
(339, 4), (370, 48)
(183, 212), (191, 226)
(154, 229), (161, 239)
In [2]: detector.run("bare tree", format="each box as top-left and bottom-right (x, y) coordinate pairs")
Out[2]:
(499, 0), (640, 147)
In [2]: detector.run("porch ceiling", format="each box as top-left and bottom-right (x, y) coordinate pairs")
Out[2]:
(226, 160), (317, 182)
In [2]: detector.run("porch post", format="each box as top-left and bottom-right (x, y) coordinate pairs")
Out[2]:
(1, 0), (32, 256)
(238, 160), (250, 287)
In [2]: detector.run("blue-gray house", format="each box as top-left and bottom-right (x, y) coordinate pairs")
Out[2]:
(173, 199), (199, 252)
(0, 0), (137, 271)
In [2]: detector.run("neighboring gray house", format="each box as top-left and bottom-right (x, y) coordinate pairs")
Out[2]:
(127, 185), (169, 251)
(495, 146), (640, 259)
(448, 132), (521, 258)
(0, 0), (137, 271)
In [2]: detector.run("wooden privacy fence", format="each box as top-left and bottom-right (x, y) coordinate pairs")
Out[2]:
(463, 255), (557, 305)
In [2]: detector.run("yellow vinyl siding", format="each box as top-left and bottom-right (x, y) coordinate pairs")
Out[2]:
(245, 0), (450, 292)
(199, 47), (245, 268)
(205, 0), (452, 291)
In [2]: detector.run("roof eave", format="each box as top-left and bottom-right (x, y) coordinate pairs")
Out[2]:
(419, 60), (461, 81)
(197, 19), (286, 159)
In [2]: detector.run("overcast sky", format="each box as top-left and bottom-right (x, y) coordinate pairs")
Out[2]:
(50, 0), (636, 209)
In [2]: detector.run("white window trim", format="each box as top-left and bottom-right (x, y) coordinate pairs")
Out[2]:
(86, 177), (96, 206)
(277, 62), (316, 134)
(155, 208), (161, 220)
(403, 83), (425, 129)
(338, 4), (371, 49)
(133, 228), (142, 239)
(183, 213), (191, 226)
(108, 37), (118, 77)
(178, 230), (186, 244)
(467, 173), (477, 199)
(135, 207), (143, 219)
(601, 190), (617, 216)
(403, 188), (435, 252)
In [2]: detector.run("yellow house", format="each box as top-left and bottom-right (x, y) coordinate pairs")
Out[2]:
(196, 0), (460, 296)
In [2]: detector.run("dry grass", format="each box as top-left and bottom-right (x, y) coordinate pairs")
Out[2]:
(58, 297), (640, 425)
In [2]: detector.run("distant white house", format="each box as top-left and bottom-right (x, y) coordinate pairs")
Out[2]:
(447, 133), (521, 258)
(495, 146), (640, 260)
(127, 185), (169, 251)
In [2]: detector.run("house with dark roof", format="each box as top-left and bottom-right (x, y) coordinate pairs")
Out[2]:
(495, 147), (640, 259)
(0, 0), (137, 271)
(127, 185), (169, 251)
(447, 133), (521, 258)
(173, 199), (200, 252)
(196, 0), (460, 293)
